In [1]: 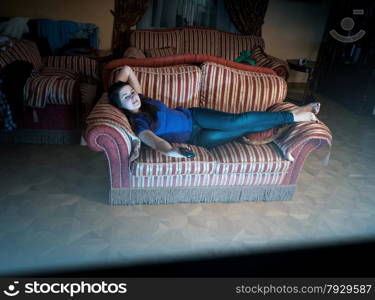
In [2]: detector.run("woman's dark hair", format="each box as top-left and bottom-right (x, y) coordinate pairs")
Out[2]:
(108, 81), (159, 127)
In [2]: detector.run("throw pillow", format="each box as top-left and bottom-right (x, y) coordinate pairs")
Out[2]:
(240, 125), (289, 145)
(145, 47), (177, 57)
(250, 46), (272, 67)
(123, 47), (146, 59)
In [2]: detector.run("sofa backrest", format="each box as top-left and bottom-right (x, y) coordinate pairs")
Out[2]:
(128, 26), (265, 60)
(181, 27), (221, 56)
(109, 65), (202, 108)
(200, 62), (287, 112)
(0, 39), (43, 71)
(220, 32), (265, 61)
(129, 29), (182, 54)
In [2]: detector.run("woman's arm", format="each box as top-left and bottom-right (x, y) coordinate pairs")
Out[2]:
(138, 130), (186, 158)
(116, 66), (143, 94)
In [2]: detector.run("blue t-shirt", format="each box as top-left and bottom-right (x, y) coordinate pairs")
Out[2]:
(131, 95), (192, 143)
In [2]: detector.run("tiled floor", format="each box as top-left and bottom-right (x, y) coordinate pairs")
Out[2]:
(1, 93), (374, 276)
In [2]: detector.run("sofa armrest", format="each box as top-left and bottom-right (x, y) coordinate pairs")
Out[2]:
(85, 98), (141, 188)
(265, 55), (290, 80)
(267, 101), (332, 162)
(43, 56), (99, 83)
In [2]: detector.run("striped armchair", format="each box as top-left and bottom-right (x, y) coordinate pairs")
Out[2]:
(85, 56), (331, 205)
(0, 39), (98, 144)
(124, 26), (289, 79)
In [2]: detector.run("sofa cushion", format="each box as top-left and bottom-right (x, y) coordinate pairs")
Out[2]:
(43, 56), (99, 83)
(250, 46), (272, 67)
(145, 47), (177, 57)
(220, 32), (265, 61)
(200, 62), (287, 112)
(110, 65), (202, 108)
(0, 39), (43, 71)
(209, 141), (291, 175)
(130, 29), (182, 54)
(182, 28), (221, 56)
(24, 75), (79, 108)
(131, 144), (215, 176)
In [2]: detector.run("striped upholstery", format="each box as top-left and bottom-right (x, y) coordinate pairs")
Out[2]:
(131, 144), (215, 176)
(251, 46), (271, 67)
(221, 32), (265, 61)
(23, 76), (78, 108)
(39, 67), (79, 80)
(145, 47), (177, 57)
(130, 30), (182, 54)
(0, 40), (42, 70)
(44, 56), (99, 82)
(182, 28), (221, 56)
(86, 97), (141, 162)
(110, 65), (202, 108)
(200, 62), (287, 112)
(273, 121), (332, 161)
(209, 142), (290, 175)
(130, 173), (287, 188)
(267, 102), (332, 160)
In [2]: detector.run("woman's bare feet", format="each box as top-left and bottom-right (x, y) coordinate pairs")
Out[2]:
(291, 102), (320, 122)
(292, 102), (321, 115)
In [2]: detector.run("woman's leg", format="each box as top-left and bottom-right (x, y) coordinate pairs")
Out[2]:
(189, 107), (295, 133)
(189, 128), (253, 148)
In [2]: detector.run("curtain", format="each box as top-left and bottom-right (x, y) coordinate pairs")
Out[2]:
(111, 0), (149, 57)
(224, 0), (269, 36)
(137, 0), (238, 33)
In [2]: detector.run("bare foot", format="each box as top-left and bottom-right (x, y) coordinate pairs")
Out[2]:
(292, 102), (321, 115)
(292, 111), (318, 122)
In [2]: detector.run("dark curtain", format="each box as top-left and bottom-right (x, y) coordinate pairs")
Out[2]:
(224, 0), (269, 36)
(111, 0), (149, 58)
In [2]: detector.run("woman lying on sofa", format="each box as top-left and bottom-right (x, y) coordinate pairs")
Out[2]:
(108, 66), (320, 158)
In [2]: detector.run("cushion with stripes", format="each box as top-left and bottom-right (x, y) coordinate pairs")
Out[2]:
(209, 141), (291, 175)
(130, 29), (182, 54)
(39, 67), (79, 80)
(131, 144), (215, 176)
(220, 32), (265, 61)
(0, 39), (43, 71)
(43, 56), (99, 83)
(110, 65), (202, 108)
(145, 47), (177, 57)
(250, 46), (272, 68)
(24, 75), (79, 108)
(200, 62), (287, 112)
(181, 28), (221, 56)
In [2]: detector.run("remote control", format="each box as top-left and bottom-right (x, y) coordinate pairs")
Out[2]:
(179, 147), (195, 158)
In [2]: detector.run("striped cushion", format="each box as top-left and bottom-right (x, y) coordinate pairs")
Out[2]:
(182, 28), (220, 56)
(39, 67), (79, 80)
(200, 62), (287, 112)
(130, 172), (286, 188)
(0, 40), (42, 70)
(23, 76), (78, 108)
(110, 65), (202, 108)
(209, 142), (291, 175)
(86, 99), (141, 162)
(131, 144), (215, 176)
(44, 56), (99, 82)
(145, 47), (177, 57)
(251, 46), (272, 67)
(221, 32), (265, 61)
(130, 30), (182, 54)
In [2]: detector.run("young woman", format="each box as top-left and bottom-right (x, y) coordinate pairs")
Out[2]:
(108, 66), (320, 158)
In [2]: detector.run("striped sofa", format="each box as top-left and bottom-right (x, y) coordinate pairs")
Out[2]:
(124, 26), (289, 79)
(0, 39), (98, 144)
(85, 56), (331, 205)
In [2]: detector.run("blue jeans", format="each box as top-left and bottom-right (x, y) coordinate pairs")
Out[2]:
(187, 107), (294, 148)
